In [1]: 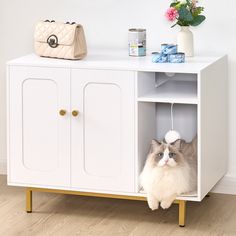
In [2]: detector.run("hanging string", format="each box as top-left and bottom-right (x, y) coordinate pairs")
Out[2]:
(171, 103), (174, 130)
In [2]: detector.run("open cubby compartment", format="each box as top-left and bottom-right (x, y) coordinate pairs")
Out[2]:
(137, 71), (198, 104)
(136, 101), (199, 201)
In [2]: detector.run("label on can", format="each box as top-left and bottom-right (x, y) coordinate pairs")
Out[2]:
(128, 28), (146, 57)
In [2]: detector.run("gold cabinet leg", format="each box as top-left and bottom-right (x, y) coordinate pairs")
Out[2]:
(26, 188), (32, 213)
(179, 200), (186, 227)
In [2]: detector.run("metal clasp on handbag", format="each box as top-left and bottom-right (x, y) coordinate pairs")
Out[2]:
(47, 34), (58, 48)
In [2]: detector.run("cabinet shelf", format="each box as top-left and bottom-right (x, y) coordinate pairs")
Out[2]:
(138, 81), (198, 104)
(138, 190), (198, 201)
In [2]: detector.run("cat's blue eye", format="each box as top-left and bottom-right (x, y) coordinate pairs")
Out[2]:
(169, 153), (176, 158)
(158, 153), (164, 158)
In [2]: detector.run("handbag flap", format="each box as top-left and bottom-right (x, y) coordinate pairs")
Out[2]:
(34, 21), (79, 46)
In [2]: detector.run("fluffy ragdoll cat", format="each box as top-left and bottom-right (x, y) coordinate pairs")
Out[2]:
(140, 137), (197, 210)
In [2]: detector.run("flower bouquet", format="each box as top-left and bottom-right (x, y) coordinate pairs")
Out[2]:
(165, 0), (206, 27)
(165, 0), (206, 56)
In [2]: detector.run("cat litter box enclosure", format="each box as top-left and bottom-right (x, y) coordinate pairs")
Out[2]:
(6, 51), (228, 226)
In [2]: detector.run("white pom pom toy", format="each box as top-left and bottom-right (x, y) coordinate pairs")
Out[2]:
(165, 130), (181, 144)
(164, 103), (181, 144)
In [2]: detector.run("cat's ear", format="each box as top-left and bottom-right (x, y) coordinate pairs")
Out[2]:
(150, 139), (161, 153)
(171, 139), (182, 150)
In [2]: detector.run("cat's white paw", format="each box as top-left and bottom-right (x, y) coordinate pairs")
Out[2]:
(160, 200), (173, 209)
(147, 199), (159, 210)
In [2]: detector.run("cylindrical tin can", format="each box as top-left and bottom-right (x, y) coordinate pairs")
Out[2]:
(168, 53), (185, 63)
(152, 53), (168, 63)
(128, 28), (146, 57)
(161, 44), (177, 55)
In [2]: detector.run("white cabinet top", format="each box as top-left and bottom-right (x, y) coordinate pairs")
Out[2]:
(8, 50), (226, 73)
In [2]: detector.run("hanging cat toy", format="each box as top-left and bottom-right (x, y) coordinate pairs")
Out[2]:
(165, 103), (181, 144)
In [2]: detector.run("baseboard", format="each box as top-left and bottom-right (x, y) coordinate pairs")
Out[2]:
(0, 159), (7, 175)
(212, 175), (236, 195)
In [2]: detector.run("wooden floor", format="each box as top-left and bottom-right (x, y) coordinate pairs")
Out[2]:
(0, 176), (236, 236)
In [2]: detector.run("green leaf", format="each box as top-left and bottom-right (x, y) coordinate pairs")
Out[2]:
(186, 0), (192, 8)
(190, 15), (206, 26)
(192, 7), (204, 17)
(170, 2), (180, 7)
(178, 6), (193, 22)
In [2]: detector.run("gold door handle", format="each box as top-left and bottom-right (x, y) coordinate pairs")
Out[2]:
(72, 110), (79, 117)
(59, 109), (67, 116)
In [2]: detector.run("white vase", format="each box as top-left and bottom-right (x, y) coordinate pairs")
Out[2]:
(177, 26), (194, 57)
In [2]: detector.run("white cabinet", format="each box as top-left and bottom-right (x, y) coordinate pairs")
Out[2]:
(7, 52), (228, 202)
(71, 69), (135, 192)
(8, 64), (135, 192)
(8, 66), (71, 186)
(7, 53), (228, 226)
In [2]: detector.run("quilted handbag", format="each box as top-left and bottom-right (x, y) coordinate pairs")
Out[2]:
(34, 20), (87, 60)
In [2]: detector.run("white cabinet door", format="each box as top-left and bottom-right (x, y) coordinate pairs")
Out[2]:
(8, 66), (70, 187)
(71, 69), (135, 192)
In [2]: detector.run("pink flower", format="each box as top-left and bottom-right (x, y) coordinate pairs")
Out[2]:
(192, 0), (197, 8)
(165, 7), (178, 21)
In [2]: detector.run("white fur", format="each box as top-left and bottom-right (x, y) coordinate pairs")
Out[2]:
(140, 143), (196, 210)
(158, 147), (178, 167)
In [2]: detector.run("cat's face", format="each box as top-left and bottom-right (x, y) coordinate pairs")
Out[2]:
(150, 139), (184, 168)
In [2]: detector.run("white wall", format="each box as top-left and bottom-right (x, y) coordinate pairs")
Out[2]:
(0, 0), (235, 192)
